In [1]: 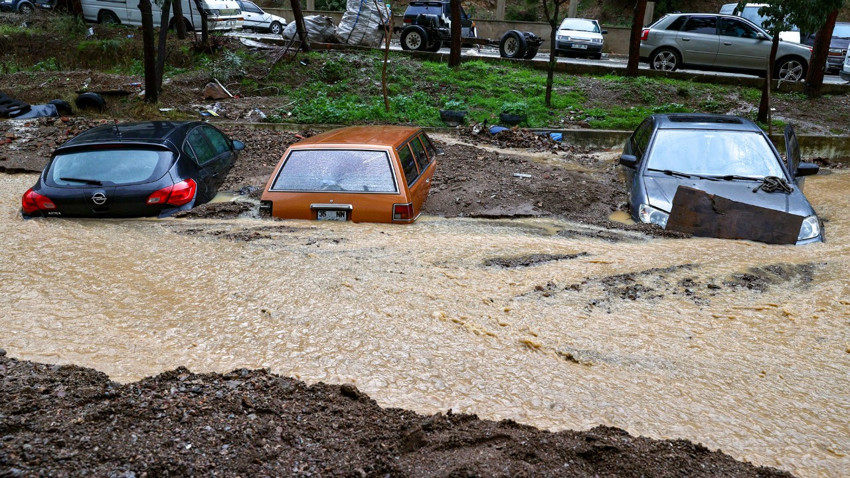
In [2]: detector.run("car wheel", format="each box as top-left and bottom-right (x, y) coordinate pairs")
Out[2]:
(98, 10), (120, 25)
(499, 30), (527, 59)
(401, 26), (429, 51)
(776, 57), (807, 82)
(426, 41), (441, 52)
(18, 2), (34, 13)
(269, 21), (283, 35)
(590, 53), (602, 60)
(650, 48), (679, 71)
(523, 46), (539, 59)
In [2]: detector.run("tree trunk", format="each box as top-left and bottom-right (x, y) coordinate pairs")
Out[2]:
(626, 0), (647, 77)
(758, 35), (780, 131)
(290, 0), (311, 52)
(192, 0), (209, 47)
(139, 0), (158, 103)
(805, 9), (839, 98)
(542, 0), (561, 107)
(449, 0), (461, 67)
(155, 0), (172, 96)
(376, 0), (391, 112)
(173, 0), (186, 39)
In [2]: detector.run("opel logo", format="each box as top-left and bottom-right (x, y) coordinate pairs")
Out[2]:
(91, 192), (107, 205)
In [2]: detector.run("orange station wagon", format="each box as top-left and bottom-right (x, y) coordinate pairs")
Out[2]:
(260, 126), (439, 223)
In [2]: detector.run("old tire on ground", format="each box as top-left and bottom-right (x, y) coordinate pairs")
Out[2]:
(775, 57), (807, 82)
(499, 30), (527, 59)
(75, 92), (106, 112)
(48, 99), (73, 116)
(649, 47), (680, 71)
(269, 21), (283, 35)
(98, 10), (121, 25)
(401, 26), (429, 51)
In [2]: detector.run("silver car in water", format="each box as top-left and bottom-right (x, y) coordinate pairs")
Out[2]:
(640, 13), (812, 81)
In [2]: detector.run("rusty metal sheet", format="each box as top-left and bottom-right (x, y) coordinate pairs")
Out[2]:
(666, 186), (803, 245)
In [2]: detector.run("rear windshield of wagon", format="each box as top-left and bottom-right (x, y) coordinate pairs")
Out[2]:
(270, 149), (399, 193)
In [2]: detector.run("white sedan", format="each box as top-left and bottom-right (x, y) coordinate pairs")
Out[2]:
(238, 0), (286, 34)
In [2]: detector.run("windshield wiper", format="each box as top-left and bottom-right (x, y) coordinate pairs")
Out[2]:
(710, 174), (762, 181)
(647, 168), (718, 180)
(60, 177), (103, 185)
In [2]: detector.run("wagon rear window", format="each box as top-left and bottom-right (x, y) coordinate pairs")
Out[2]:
(48, 148), (171, 186)
(271, 149), (398, 193)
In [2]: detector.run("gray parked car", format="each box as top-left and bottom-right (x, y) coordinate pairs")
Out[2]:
(640, 13), (813, 81)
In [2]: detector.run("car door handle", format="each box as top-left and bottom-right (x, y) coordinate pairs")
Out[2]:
(723, 42), (732, 46)
(426, 178), (431, 183)
(681, 38), (690, 41)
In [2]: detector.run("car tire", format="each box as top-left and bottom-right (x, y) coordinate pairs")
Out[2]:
(590, 53), (602, 60)
(775, 57), (807, 82)
(269, 21), (283, 35)
(523, 46), (539, 59)
(401, 26), (429, 51)
(426, 41), (441, 52)
(499, 30), (527, 59)
(649, 47), (680, 71)
(17, 2), (34, 13)
(75, 92), (106, 111)
(98, 10), (120, 25)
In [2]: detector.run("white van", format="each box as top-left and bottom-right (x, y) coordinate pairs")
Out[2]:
(719, 3), (801, 43)
(81, 0), (243, 31)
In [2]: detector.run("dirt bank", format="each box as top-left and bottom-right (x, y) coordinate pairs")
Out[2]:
(0, 351), (793, 477)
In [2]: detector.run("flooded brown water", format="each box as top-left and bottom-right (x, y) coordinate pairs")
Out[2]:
(1, 172), (848, 478)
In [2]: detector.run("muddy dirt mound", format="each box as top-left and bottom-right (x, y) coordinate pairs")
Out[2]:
(0, 352), (793, 477)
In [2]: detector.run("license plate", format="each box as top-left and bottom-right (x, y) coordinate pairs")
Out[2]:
(317, 210), (348, 221)
(573, 44), (587, 50)
(226, 20), (235, 26)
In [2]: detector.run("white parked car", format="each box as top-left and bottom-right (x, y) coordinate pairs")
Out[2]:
(237, 0), (286, 34)
(719, 3), (802, 43)
(840, 47), (850, 82)
(554, 18), (606, 59)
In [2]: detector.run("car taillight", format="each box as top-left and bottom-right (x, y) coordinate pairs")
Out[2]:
(21, 188), (56, 214)
(403, 18), (411, 23)
(393, 203), (414, 222)
(641, 28), (649, 41)
(146, 179), (197, 207)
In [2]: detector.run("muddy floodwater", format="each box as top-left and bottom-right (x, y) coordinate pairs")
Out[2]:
(1, 172), (848, 478)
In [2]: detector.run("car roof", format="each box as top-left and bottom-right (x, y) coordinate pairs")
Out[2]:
(652, 114), (762, 132)
(59, 121), (200, 148)
(290, 125), (423, 149)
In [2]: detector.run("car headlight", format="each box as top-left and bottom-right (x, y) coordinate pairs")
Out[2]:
(797, 215), (820, 241)
(203, 8), (220, 15)
(592, 38), (602, 44)
(558, 35), (570, 41)
(638, 204), (669, 228)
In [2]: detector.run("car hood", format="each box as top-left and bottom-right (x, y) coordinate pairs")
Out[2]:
(644, 175), (815, 217)
(557, 28), (602, 40)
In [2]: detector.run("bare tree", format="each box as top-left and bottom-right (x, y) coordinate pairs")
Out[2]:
(804, 9), (838, 97)
(155, 0), (173, 96)
(139, 0), (158, 103)
(449, 0), (461, 67)
(626, 0), (647, 77)
(173, 0), (186, 39)
(192, 0), (209, 47)
(541, 0), (569, 107)
(375, 0), (392, 112)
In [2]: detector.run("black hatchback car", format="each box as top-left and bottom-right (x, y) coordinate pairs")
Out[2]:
(620, 114), (822, 244)
(21, 121), (244, 218)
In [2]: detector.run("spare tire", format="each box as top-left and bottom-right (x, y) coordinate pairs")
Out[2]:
(499, 30), (527, 59)
(75, 92), (106, 111)
(401, 25), (429, 51)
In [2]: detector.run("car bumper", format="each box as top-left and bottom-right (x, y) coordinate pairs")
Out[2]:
(555, 40), (602, 55)
(840, 69), (850, 81)
(826, 57), (843, 72)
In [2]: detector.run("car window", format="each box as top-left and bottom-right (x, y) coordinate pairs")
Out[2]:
(410, 136), (430, 172)
(186, 128), (217, 165)
(719, 18), (759, 38)
(397, 143), (419, 186)
(666, 16), (688, 31)
(631, 119), (653, 162)
(48, 148), (171, 186)
(420, 133), (437, 159)
(242, 1), (262, 13)
(559, 19), (599, 33)
(271, 149), (398, 193)
(682, 16), (717, 35)
(645, 130), (785, 178)
(201, 125), (231, 155)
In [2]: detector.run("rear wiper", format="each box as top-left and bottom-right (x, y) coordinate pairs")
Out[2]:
(60, 177), (103, 185)
(647, 168), (718, 180)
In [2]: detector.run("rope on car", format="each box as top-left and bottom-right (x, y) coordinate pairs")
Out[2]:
(753, 176), (793, 194)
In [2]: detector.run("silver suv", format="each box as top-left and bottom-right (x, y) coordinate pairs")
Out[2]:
(640, 13), (812, 81)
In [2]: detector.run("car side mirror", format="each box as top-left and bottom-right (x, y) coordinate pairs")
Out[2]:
(756, 32), (768, 40)
(436, 148), (445, 156)
(232, 140), (246, 151)
(602, 30), (608, 35)
(796, 161), (819, 176)
(619, 154), (638, 168)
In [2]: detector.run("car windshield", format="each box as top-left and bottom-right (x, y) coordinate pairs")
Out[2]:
(271, 149), (398, 193)
(832, 23), (850, 38)
(646, 129), (785, 178)
(48, 148), (170, 186)
(559, 19), (598, 33)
